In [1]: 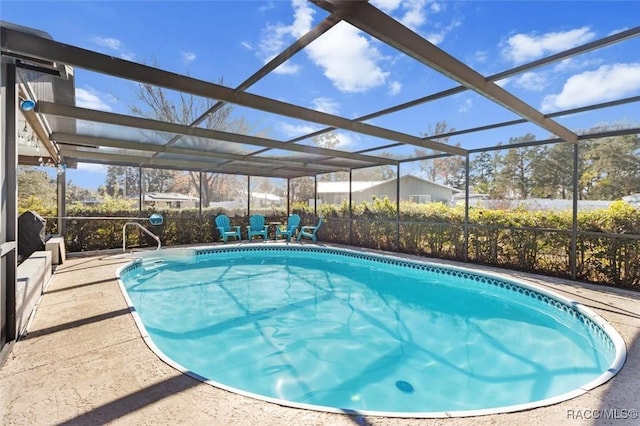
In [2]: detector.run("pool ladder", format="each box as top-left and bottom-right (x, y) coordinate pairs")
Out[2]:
(122, 222), (161, 252)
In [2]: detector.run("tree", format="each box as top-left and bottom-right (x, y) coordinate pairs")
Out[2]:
(166, 171), (193, 195)
(494, 134), (539, 199)
(531, 142), (575, 199)
(313, 131), (340, 150)
(352, 157), (397, 182)
(415, 120), (465, 187)
(128, 74), (252, 207)
(581, 133), (640, 200)
(103, 166), (141, 197)
(470, 151), (499, 194)
(313, 131), (343, 183)
(17, 166), (56, 211)
(142, 168), (176, 193)
(66, 181), (94, 205)
(438, 154), (465, 188)
(290, 176), (315, 203)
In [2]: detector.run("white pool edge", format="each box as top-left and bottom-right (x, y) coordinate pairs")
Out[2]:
(115, 243), (628, 419)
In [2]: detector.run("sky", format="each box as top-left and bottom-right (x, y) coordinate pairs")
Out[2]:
(3, 0), (640, 190)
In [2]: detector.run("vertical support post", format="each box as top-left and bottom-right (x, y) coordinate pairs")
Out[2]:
(138, 166), (144, 216)
(198, 171), (203, 217)
(287, 178), (291, 216)
(57, 168), (66, 236)
(138, 166), (143, 214)
(396, 164), (400, 252)
(1, 59), (18, 356)
(570, 144), (579, 280)
(314, 175), (318, 217)
(247, 175), (251, 216)
(349, 169), (353, 246)
(464, 153), (470, 262)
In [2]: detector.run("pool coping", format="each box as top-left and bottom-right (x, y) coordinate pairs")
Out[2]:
(3, 241), (639, 425)
(114, 242), (628, 419)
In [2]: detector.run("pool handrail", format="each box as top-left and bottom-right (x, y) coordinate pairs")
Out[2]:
(123, 222), (161, 252)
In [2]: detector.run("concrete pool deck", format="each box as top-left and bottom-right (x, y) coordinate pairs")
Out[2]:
(1, 242), (639, 425)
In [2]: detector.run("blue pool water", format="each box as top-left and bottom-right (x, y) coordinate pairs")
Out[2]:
(118, 246), (625, 416)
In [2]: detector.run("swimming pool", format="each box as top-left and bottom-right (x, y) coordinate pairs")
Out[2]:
(117, 245), (626, 418)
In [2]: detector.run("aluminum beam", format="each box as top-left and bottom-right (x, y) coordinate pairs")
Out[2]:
(36, 101), (398, 166)
(284, 26), (640, 151)
(59, 149), (312, 178)
(1, 27), (466, 156)
(312, 1), (579, 144)
(156, 13), (342, 157)
(52, 132), (349, 173)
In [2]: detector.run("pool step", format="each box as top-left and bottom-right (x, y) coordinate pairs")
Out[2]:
(140, 258), (166, 273)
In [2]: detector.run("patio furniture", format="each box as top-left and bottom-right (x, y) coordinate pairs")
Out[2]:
(215, 214), (241, 243)
(247, 214), (269, 241)
(275, 214), (300, 242)
(297, 217), (324, 242)
(268, 221), (282, 240)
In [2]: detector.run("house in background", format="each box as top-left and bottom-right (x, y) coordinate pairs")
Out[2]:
(250, 191), (284, 207)
(144, 192), (199, 209)
(208, 191), (284, 210)
(317, 174), (461, 204)
(622, 193), (640, 209)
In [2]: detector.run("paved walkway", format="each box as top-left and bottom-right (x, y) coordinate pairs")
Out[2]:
(1, 244), (639, 425)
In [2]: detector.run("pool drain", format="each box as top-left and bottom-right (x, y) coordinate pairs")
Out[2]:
(395, 380), (414, 393)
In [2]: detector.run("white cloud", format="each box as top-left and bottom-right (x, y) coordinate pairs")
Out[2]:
(77, 163), (107, 173)
(502, 27), (596, 64)
(259, 1), (276, 12)
(389, 0), (455, 45)
(553, 57), (602, 73)
(541, 63), (640, 112)
(425, 30), (446, 46)
(280, 122), (320, 138)
(514, 72), (547, 91)
(258, 26), (287, 62)
(458, 98), (472, 113)
(91, 36), (134, 60)
(474, 50), (489, 64)
(553, 58), (575, 72)
(388, 81), (402, 96)
(257, 0), (315, 74)
(608, 27), (629, 37)
(333, 131), (355, 148)
(494, 77), (511, 88)
(92, 36), (121, 50)
(273, 62), (300, 75)
(75, 87), (113, 112)
(424, 18), (461, 46)
(241, 41), (253, 50)
(371, 0), (403, 13)
(181, 51), (196, 64)
(373, 0), (444, 33)
(307, 21), (390, 93)
(400, 0), (429, 31)
(311, 97), (340, 115)
(290, 0), (314, 37)
(374, 0), (455, 45)
(256, 1), (390, 92)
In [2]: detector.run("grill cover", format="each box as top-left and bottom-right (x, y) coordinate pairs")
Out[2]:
(18, 210), (47, 259)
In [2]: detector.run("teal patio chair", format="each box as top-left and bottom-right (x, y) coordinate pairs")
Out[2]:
(297, 217), (324, 242)
(214, 214), (241, 243)
(275, 214), (301, 242)
(247, 214), (269, 241)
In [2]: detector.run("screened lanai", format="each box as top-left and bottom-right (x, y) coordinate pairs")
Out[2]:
(2, 1), (640, 361)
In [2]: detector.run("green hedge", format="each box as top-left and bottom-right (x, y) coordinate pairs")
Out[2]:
(26, 198), (639, 289)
